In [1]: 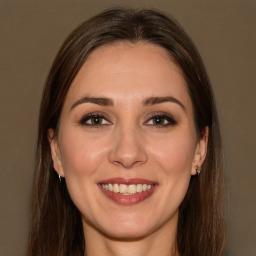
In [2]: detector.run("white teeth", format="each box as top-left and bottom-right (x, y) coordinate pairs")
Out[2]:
(128, 185), (137, 194)
(136, 184), (143, 193)
(113, 184), (119, 193)
(119, 184), (128, 193)
(101, 183), (154, 194)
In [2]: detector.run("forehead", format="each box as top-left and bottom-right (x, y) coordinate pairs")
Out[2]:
(64, 42), (192, 110)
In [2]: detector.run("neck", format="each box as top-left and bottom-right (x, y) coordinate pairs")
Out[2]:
(83, 217), (179, 256)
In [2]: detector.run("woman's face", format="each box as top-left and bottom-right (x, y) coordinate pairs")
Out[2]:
(49, 42), (208, 239)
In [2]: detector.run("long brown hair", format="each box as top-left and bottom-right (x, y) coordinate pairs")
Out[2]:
(28, 7), (226, 256)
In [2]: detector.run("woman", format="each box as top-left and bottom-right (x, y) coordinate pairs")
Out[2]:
(28, 7), (227, 256)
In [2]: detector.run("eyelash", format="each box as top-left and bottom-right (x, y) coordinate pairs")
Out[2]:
(79, 113), (177, 128)
(145, 113), (177, 127)
(79, 113), (111, 127)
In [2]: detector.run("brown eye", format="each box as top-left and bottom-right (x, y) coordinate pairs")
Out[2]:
(146, 114), (177, 127)
(80, 114), (111, 126)
(152, 116), (166, 125)
(90, 116), (103, 125)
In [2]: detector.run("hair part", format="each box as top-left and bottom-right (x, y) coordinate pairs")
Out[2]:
(28, 7), (226, 256)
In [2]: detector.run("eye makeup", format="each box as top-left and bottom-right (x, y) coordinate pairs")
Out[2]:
(145, 113), (177, 128)
(79, 112), (112, 127)
(78, 111), (177, 129)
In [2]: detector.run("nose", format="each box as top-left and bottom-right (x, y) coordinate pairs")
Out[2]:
(108, 125), (148, 169)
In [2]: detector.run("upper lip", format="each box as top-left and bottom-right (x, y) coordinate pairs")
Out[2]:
(98, 177), (157, 185)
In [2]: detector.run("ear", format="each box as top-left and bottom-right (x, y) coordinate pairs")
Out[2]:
(47, 128), (65, 178)
(191, 127), (209, 175)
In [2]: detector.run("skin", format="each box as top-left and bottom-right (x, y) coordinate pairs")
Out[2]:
(48, 42), (208, 256)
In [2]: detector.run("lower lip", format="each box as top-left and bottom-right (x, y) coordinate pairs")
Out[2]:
(98, 185), (158, 205)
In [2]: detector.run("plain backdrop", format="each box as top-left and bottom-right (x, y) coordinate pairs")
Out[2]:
(0, 1), (255, 255)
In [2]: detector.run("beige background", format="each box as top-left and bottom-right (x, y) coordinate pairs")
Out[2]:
(0, 1), (255, 255)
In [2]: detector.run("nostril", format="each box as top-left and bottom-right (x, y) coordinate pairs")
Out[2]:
(112, 159), (145, 169)
(108, 128), (148, 168)
(109, 147), (148, 168)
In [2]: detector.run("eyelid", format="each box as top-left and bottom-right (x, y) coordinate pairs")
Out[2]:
(79, 112), (112, 126)
(78, 111), (177, 128)
(144, 112), (177, 127)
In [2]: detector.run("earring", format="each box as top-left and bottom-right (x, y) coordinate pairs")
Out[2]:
(58, 174), (62, 182)
(195, 165), (201, 175)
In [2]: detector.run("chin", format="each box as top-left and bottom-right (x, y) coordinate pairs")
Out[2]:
(101, 225), (153, 241)
(89, 213), (164, 241)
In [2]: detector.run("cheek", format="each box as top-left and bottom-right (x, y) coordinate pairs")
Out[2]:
(141, 131), (196, 224)
(59, 130), (107, 177)
(57, 130), (108, 214)
(149, 132), (196, 175)
(148, 131), (195, 208)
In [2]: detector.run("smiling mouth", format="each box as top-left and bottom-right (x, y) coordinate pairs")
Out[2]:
(100, 183), (155, 195)
(98, 178), (158, 205)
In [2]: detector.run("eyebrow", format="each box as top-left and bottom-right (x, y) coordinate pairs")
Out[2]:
(143, 96), (186, 111)
(70, 97), (114, 111)
(70, 96), (185, 111)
